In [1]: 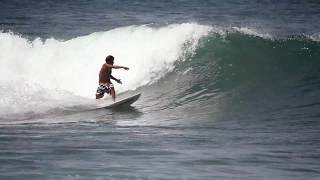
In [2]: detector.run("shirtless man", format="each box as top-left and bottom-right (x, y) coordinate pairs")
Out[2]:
(96, 55), (129, 100)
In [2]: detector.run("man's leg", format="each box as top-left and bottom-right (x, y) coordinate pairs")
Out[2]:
(110, 87), (116, 101)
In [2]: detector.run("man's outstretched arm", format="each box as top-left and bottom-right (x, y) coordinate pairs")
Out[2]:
(105, 64), (129, 70)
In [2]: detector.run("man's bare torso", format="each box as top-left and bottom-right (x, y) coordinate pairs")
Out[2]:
(99, 63), (112, 84)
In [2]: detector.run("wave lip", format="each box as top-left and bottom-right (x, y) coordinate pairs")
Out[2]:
(231, 27), (273, 39)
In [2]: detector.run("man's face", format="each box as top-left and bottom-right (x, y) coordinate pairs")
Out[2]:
(107, 60), (114, 65)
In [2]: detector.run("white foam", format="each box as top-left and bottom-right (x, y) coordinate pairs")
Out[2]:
(309, 33), (320, 42)
(232, 27), (273, 39)
(0, 23), (211, 115)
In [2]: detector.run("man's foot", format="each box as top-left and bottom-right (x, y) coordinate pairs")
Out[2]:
(96, 93), (104, 99)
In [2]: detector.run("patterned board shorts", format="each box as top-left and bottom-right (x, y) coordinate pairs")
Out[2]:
(96, 83), (113, 95)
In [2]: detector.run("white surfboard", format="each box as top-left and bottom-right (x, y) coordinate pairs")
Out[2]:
(96, 93), (141, 109)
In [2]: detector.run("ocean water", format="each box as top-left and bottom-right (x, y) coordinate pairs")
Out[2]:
(1, 0), (320, 179)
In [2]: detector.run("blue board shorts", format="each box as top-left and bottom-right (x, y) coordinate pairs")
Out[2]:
(96, 83), (113, 95)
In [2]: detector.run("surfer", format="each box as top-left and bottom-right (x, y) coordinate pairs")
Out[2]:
(96, 55), (129, 100)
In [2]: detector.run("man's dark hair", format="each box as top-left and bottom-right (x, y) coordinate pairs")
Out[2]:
(105, 55), (114, 64)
